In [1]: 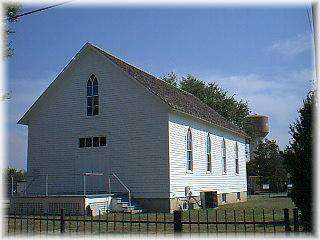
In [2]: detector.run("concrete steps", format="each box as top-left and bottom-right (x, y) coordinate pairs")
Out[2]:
(110, 195), (142, 213)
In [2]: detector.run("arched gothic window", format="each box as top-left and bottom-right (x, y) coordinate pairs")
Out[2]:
(206, 133), (212, 172)
(235, 142), (239, 174)
(187, 128), (193, 171)
(87, 74), (99, 116)
(222, 138), (227, 174)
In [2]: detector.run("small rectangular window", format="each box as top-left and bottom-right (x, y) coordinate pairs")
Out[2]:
(100, 136), (106, 146)
(93, 137), (99, 147)
(237, 192), (241, 200)
(79, 138), (85, 148)
(222, 193), (226, 203)
(85, 137), (92, 147)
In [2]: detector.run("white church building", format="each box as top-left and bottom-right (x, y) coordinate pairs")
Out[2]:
(18, 43), (249, 212)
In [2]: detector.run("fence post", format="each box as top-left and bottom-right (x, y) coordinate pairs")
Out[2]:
(174, 210), (182, 233)
(60, 209), (65, 234)
(284, 208), (291, 233)
(293, 208), (299, 232)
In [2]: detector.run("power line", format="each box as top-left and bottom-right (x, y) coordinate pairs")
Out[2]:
(7, 1), (73, 20)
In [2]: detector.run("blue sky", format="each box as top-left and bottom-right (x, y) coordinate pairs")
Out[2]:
(7, 5), (314, 169)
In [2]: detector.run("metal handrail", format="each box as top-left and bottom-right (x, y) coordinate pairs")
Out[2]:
(109, 173), (131, 206)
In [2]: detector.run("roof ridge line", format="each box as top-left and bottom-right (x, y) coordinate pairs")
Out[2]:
(88, 43), (208, 103)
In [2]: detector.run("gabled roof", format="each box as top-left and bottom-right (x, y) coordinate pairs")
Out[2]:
(18, 43), (248, 138)
(90, 44), (248, 138)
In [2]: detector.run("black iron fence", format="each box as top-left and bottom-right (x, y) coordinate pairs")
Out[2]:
(6, 208), (302, 235)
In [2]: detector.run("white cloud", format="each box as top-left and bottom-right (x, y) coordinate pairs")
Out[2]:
(204, 68), (313, 149)
(268, 33), (312, 58)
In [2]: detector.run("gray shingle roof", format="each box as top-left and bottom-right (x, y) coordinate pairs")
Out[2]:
(91, 44), (249, 138)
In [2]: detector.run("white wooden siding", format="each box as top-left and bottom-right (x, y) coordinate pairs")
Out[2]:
(26, 48), (170, 198)
(168, 111), (247, 198)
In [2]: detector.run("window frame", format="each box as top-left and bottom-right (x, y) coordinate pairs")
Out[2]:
(93, 137), (100, 147)
(79, 138), (85, 148)
(79, 136), (107, 148)
(85, 137), (92, 147)
(186, 127), (193, 172)
(245, 140), (250, 160)
(222, 193), (227, 203)
(99, 136), (106, 146)
(235, 142), (239, 174)
(206, 133), (212, 173)
(86, 74), (99, 116)
(222, 138), (227, 174)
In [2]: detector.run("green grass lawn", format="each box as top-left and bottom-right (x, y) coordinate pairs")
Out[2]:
(7, 194), (297, 235)
(220, 194), (295, 211)
(179, 194), (296, 233)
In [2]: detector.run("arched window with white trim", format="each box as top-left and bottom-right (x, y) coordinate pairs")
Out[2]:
(235, 142), (239, 174)
(187, 128), (193, 171)
(222, 138), (227, 174)
(87, 74), (99, 116)
(206, 133), (212, 172)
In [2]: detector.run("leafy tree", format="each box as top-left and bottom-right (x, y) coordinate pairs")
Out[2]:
(249, 139), (287, 192)
(163, 73), (251, 130)
(161, 72), (178, 87)
(5, 167), (26, 196)
(180, 75), (251, 129)
(180, 75), (207, 99)
(1, 4), (21, 100)
(246, 158), (258, 176)
(282, 91), (313, 232)
(4, 3), (22, 57)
